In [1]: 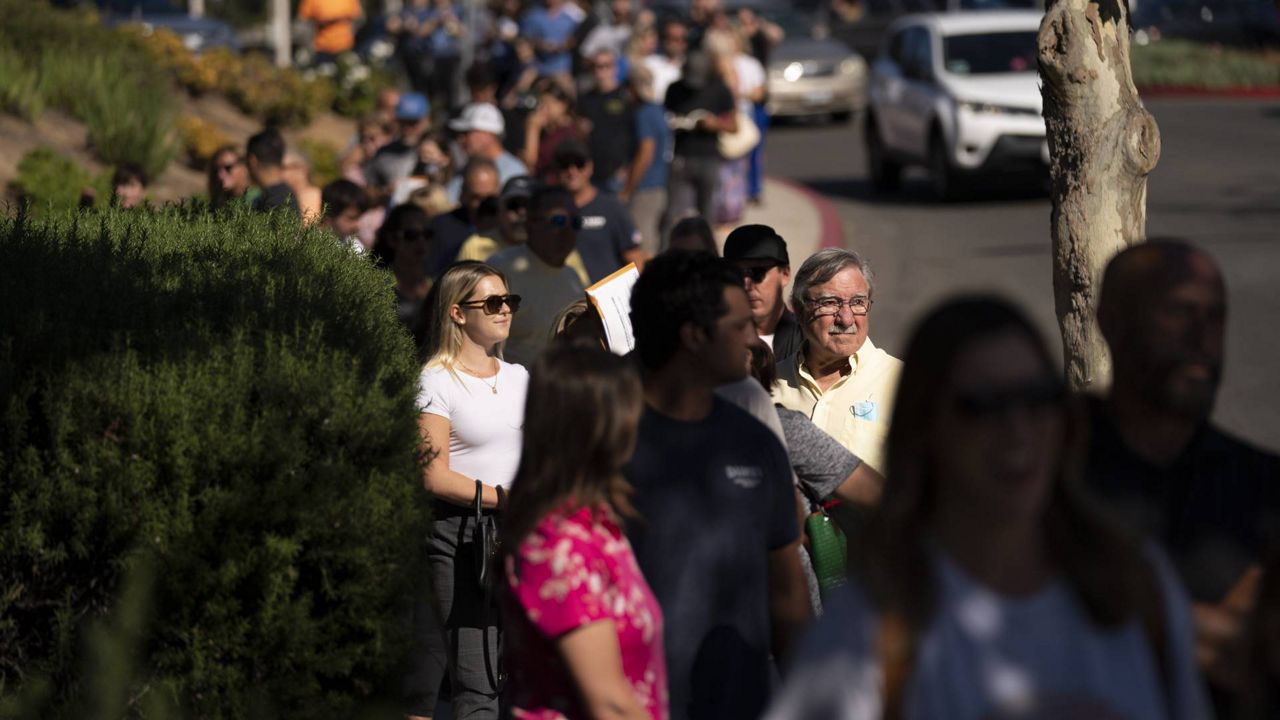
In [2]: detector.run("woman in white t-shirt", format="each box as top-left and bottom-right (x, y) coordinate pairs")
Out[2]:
(705, 28), (764, 226)
(416, 261), (529, 719)
(766, 297), (1210, 720)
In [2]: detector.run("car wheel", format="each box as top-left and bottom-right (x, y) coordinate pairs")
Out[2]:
(929, 131), (958, 201)
(865, 117), (902, 194)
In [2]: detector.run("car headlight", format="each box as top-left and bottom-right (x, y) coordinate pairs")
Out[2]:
(957, 101), (1038, 117)
(782, 62), (804, 83)
(839, 57), (863, 75)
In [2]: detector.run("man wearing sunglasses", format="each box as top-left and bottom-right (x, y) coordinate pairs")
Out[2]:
(554, 139), (645, 282)
(724, 224), (803, 363)
(771, 247), (902, 474)
(488, 185), (586, 367)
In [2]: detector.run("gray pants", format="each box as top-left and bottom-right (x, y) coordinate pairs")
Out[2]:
(629, 186), (668, 256)
(427, 510), (502, 719)
(666, 155), (721, 227)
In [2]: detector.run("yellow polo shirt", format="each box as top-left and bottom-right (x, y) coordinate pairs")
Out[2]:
(770, 338), (902, 473)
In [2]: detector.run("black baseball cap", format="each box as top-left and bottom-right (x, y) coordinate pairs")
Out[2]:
(724, 224), (789, 265)
(501, 175), (535, 202)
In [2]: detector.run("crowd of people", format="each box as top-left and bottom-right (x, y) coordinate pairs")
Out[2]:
(89, 1), (1280, 719)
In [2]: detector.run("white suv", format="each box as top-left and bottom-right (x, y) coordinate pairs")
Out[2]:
(865, 11), (1047, 199)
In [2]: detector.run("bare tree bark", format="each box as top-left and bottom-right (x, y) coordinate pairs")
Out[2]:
(1038, 0), (1161, 391)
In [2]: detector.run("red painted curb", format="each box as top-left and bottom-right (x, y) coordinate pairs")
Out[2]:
(1138, 85), (1280, 98)
(770, 176), (846, 250)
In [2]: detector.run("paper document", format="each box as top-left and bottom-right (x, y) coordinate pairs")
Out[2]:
(586, 264), (640, 356)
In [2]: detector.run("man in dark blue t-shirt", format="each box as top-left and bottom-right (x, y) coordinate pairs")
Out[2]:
(555, 139), (644, 282)
(625, 251), (811, 720)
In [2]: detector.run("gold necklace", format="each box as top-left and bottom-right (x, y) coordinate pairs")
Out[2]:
(459, 358), (499, 394)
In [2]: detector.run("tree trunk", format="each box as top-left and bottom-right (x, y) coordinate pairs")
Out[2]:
(272, 0), (292, 68)
(1038, 0), (1160, 391)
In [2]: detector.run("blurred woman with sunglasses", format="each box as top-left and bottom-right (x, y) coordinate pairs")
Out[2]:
(373, 204), (436, 339)
(418, 261), (528, 718)
(500, 344), (668, 720)
(206, 144), (255, 212)
(766, 296), (1209, 720)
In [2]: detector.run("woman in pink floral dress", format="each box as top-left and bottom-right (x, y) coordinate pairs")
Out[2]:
(500, 344), (668, 720)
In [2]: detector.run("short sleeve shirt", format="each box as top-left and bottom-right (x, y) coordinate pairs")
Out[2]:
(575, 192), (641, 283)
(520, 6), (581, 76)
(777, 407), (862, 502)
(771, 338), (902, 474)
(635, 102), (671, 190)
(504, 504), (669, 719)
(417, 362), (529, 488)
(624, 399), (798, 720)
(580, 87), (637, 186)
(664, 79), (734, 160)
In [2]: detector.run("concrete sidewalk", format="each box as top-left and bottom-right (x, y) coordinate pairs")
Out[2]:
(715, 177), (845, 267)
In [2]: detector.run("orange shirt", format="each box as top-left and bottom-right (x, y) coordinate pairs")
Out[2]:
(298, 0), (362, 54)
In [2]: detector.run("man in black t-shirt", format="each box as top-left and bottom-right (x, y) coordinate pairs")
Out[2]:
(625, 251), (811, 720)
(1088, 239), (1280, 701)
(246, 128), (299, 215)
(579, 48), (636, 192)
(664, 51), (736, 226)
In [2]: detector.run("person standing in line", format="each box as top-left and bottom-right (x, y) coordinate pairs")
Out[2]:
(621, 65), (669, 256)
(723, 224), (803, 363)
(207, 145), (257, 211)
(554, 140), (645, 283)
(663, 51), (736, 228)
(501, 344), (668, 720)
(521, 0), (582, 81)
(446, 102), (529, 204)
(422, 0), (468, 113)
(704, 28), (762, 226)
(771, 248), (902, 473)
(319, 179), (366, 251)
(110, 163), (147, 210)
(487, 184), (586, 367)
(374, 204), (436, 335)
(644, 18), (687, 104)
(764, 296), (1210, 720)
(521, 77), (587, 183)
(736, 7), (782, 206)
(246, 128), (300, 214)
(297, 0), (362, 65)
(624, 250), (812, 720)
(283, 150), (323, 224)
(1088, 239), (1280, 709)
(430, 159), (503, 277)
(418, 262), (529, 719)
(367, 92), (433, 200)
(579, 49), (637, 193)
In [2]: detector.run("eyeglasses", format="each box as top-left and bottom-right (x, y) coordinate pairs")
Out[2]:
(216, 163), (240, 174)
(558, 158), (589, 171)
(545, 213), (585, 230)
(459, 293), (522, 315)
(504, 198), (529, 213)
(806, 296), (872, 316)
(954, 380), (1065, 418)
(400, 229), (431, 243)
(738, 264), (778, 284)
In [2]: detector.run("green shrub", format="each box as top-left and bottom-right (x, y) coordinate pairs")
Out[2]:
(1132, 39), (1280, 88)
(298, 138), (342, 188)
(0, 44), (43, 121)
(11, 147), (109, 216)
(0, 0), (177, 179)
(0, 208), (431, 717)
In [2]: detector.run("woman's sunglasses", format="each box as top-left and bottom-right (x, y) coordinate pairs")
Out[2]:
(459, 294), (522, 315)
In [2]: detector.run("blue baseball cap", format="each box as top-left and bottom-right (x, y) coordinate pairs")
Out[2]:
(395, 92), (430, 121)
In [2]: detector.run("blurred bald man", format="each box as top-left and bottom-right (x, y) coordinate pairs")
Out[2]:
(1089, 238), (1280, 702)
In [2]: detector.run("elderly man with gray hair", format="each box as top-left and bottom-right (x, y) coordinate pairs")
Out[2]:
(770, 247), (902, 473)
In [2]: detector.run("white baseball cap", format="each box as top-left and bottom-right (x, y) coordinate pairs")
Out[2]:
(449, 103), (505, 136)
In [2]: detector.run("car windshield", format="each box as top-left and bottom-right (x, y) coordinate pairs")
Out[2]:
(104, 0), (185, 14)
(942, 31), (1038, 74)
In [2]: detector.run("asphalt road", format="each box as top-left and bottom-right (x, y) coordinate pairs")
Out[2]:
(765, 98), (1280, 451)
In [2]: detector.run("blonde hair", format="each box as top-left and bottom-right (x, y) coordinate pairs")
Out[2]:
(424, 262), (510, 372)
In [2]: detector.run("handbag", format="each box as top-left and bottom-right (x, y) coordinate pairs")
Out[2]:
(472, 480), (501, 591)
(800, 485), (848, 599)
(717, 110), (761, 160)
